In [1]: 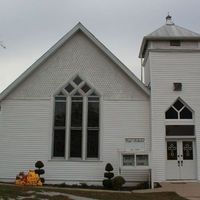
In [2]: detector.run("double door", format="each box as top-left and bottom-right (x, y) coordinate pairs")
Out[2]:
(166, 140), (196, 180)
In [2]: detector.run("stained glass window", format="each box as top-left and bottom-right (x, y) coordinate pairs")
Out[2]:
(183, 141), (193, 160)
(167, 141), (177, 160)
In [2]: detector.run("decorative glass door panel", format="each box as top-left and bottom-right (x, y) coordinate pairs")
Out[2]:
(183, 141), (193, 160)
(167, 141), (177, 160)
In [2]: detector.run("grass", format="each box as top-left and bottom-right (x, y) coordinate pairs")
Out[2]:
(53, 189), (188, 200)
(0, 184), (188, 200)
(0, 184), (71, 200)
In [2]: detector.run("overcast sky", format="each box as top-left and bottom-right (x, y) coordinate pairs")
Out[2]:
(0, 0), (200, 93)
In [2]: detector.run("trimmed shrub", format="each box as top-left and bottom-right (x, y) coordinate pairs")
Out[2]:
(103, 179), (112, 189)
(35, 169), (45, 176)
(105, 163), (113, 172)
(35, 161), (44, 169)
(104, 172), (114, 179)
(35, 161), (45, 184)
(102, 163), (114, 189)
(112, 176), (126, 190)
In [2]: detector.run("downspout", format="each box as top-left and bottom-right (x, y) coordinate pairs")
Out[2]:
(141, 58), (143, 83)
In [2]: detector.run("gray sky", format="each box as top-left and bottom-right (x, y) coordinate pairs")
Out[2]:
(0, 0), (200, 93)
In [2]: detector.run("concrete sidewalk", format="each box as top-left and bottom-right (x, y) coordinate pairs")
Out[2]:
(133, 182), (200, 200)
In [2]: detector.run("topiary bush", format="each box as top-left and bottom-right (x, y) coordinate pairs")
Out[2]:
(103, 179), (112, 189)
(35, 161), (45, 184)
(102, 163), (114, 189)
(112, 176), (126, 190)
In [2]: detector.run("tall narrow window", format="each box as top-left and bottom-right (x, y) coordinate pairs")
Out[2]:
(52, 75), (100, 160)
(87, 93), (100, 158)
(53, 93), (66, 157)
(70, 93), (83, 158)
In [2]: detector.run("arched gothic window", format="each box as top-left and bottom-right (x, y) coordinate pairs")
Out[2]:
(53, 75), (100, 159)
(165, 99), (193, 119)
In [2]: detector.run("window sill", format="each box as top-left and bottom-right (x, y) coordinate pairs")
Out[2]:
(48, 158), (103, 162)
(121, 166), (150, 170)
(165, 136), (196, 139)
(165, 119), (194, 125)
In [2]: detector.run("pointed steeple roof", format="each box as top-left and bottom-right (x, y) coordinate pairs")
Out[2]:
(147, 24), (200, 38)
(139, 16), (200, 58)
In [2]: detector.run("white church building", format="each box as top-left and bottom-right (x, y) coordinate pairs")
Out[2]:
(1, 15), (200, 185)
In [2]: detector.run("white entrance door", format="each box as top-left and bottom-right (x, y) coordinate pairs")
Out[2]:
(166, 140), (196, 180)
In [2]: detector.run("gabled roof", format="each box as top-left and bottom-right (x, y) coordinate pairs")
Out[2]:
(139, 23), (200, 58)
(0, 22), (150, 101)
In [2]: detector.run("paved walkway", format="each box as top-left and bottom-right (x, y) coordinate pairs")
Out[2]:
(133, 182), (200, 200)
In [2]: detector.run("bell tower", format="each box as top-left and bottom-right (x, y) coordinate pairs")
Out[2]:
(139, 16), (200, 182)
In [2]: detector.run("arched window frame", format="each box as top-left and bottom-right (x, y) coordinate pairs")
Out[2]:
(52, 74), (101, 160)
(165, 98), (195, 139)
(165, 98), (194, 120)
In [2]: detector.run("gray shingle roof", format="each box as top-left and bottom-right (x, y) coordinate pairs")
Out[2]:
(139, 23), (200, 58)
(147, 24), (200, 38)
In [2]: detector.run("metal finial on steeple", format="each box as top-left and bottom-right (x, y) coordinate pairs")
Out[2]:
(166, 13), (174, 25)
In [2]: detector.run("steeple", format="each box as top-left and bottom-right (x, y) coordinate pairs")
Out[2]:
(166, 14), (174, 25)
(139, 15), (200, 58)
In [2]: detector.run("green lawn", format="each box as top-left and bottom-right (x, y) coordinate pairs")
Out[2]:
(0, 184), (188, 200)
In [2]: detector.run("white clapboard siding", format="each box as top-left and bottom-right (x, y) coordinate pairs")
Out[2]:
(120, 169), (150, 182)
(150, 41), (199, 50)
(0, 99), (150, 185)
(149, 51), (200, 181)
(102, 100), (151, 184)
(0, 100), (51, 179)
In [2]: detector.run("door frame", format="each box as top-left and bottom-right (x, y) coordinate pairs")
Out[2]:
(165, 138), (197, 180)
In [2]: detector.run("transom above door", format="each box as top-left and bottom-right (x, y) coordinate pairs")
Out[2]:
(166, 140), (196, 180)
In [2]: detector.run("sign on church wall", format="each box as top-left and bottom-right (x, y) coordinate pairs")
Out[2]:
(125, 138), (145, 151)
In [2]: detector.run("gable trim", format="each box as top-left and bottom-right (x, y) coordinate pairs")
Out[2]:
(0, 22), (150, 101)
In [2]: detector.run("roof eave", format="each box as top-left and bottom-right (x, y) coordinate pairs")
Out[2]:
(139, 38), (147, 58)
(0, 23), (83, 102)
(139, 36), (200, 58)
(145, 36), (200, 40)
